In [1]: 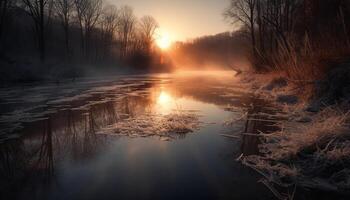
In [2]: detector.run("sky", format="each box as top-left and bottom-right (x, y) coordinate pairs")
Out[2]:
(109, 0), (232, 42)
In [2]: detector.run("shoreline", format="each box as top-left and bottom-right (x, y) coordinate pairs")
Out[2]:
(236, 72), (350, 199)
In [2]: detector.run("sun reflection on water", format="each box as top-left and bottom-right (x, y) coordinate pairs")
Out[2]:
(156, 90), (174, 115)
(158, 91), (171, 104)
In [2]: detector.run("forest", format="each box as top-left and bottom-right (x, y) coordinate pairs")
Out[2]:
(219, 0), (350, 198)
(170, 31), (250, 71)
(224, 0), (350, 79)
(0, 0), (171, 83)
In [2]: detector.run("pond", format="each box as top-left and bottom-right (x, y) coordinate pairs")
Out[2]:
(0, 71), (282, 200)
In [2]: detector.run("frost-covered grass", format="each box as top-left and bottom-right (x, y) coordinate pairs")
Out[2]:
(236, 72), (350, 198)
(239, 71), (314, 103)
(242, 107), (350, 197)
(97, 110), (201, 140)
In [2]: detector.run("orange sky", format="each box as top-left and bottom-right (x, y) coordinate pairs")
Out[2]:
(109, 0), (232, 42)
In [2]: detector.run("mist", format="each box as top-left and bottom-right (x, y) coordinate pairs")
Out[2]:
(2, 1), (350, 200)
(0, 0), (172, 84)
(169, 31), (251, 71)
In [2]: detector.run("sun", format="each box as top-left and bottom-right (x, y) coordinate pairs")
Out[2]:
(155, 31), (172, 50)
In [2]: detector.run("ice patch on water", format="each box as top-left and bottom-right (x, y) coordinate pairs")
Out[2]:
(96, 110), (201, 140)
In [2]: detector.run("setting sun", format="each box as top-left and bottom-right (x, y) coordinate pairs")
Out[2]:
(155, 31), (172, 50)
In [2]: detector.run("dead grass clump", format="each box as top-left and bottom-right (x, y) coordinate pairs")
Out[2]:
(242, 106), (350, 196)
(268, 32), (350, 83)
(97, 110), (201, 140)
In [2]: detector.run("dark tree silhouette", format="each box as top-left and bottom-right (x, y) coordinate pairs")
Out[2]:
(224, 0), (350, 76)
(224, 0), (257, 60)
(117, 5), (136, 59)
(53, 0), (74, 59)
(139, 15), (158, 55)
(22, 0), (51, 62)
(74, 0), (102, 59)
(0, 0), (11, 41)
(0, 0), (170, 83)
(100, 4), (119, 59)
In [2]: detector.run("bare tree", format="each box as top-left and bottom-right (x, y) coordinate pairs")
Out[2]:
(22, 0), (52, 61)
(224, 0), (257, 59)
(117, 5), (136, 58)
(54, 0), (74, 58)
(74, 0), (87, 55)
(100, 4), (119, 59)
(74, 0), (102, 59)
(224, 0), (302, 71)
(256, 0), (264, 52)
(0, 0), (11, 41)
(139, 15), (158, 54)
(82, 0), (102, 58)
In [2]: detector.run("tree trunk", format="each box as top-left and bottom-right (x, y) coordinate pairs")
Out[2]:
(0, 0), (9, 42)
(78, 24), (85, 58)
(257, 0), (265, 53)
(64, 22), (70, 59)
(39, 0), (46, 62)
(249, 4), (257, 60)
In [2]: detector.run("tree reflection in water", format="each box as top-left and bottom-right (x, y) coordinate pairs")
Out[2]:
(240, 98), (285, 156)
(0, 91), (156, 200)
(0, 73), (283, 200)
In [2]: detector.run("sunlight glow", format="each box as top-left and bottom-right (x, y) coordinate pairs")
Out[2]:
(156, 90), (174, 115)
(155, 30), (172, 50)
(174, 70), (238, 77)
(158, 91), (171, 105)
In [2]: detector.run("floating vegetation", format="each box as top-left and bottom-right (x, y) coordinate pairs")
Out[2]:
(97, 110), (201, 140)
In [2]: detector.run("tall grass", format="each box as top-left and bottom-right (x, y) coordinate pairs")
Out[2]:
(265, 31), (350, 83)
(242, 106), (350, 197)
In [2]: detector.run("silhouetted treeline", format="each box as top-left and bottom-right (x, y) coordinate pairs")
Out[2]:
(170, 32), (251, 70)
(0, 0), (170, 83)
(224, 0), (350, 79)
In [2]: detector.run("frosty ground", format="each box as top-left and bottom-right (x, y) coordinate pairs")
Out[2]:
(235, 70), (350, 199)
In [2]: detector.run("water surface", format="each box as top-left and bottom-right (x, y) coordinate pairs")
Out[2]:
(0, 71), (280, 200)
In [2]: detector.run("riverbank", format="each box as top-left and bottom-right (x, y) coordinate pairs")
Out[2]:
(237, 70), (350, 199)
(0, 59), (172, 87)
